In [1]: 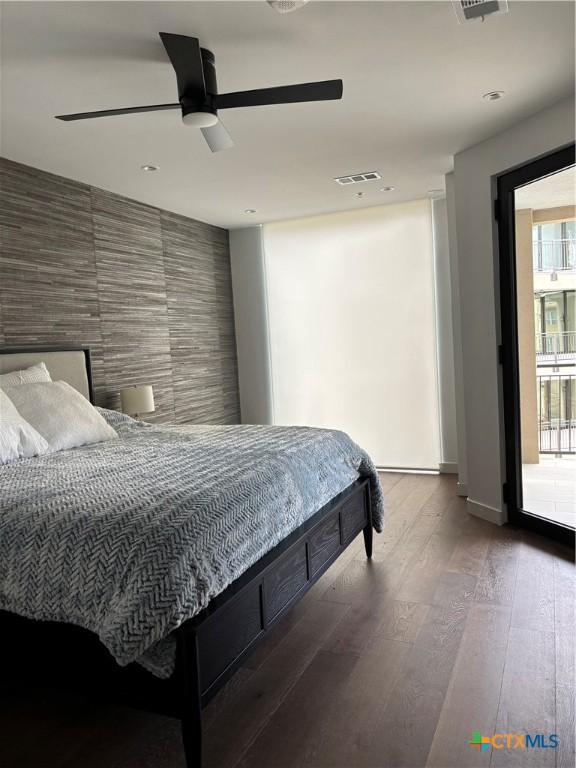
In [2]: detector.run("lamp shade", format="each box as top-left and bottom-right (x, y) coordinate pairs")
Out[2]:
(120, 385), (155, 417)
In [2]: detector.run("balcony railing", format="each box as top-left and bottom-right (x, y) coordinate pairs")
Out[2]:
(539, 420), (576, 454)
(535, 331), (576, 363)
(538, 374), (575, 454)
(533, 238), (576, 272)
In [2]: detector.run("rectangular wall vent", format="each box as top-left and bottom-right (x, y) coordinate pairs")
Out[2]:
(334, 172), (381, 186)
(452, 0), (508, 23)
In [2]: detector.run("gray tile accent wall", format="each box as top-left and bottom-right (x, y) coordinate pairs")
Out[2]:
(0, 157), (240, 424)
(91, 188), (176, 422)
(163, 211), (239, 424)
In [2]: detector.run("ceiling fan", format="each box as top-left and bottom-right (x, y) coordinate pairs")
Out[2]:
(55, 33), (343, 152)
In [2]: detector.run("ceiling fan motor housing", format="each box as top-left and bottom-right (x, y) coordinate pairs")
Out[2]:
(181, 48), (218, 127)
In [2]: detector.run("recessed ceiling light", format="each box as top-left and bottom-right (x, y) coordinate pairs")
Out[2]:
(244, 209), (257, 214)
(483, 91), (505, 101)
(141, 164), (159, 172)
(380, 186), (395, 192)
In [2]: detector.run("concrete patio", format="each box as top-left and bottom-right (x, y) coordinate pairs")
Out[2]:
(523, 455), (576, 527)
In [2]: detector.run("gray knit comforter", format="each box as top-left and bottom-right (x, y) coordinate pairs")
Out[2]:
(0, 409), (384, 677)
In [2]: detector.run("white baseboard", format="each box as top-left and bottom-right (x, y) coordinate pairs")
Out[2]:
(456, 481), (468, 497)
(466, 497), (504, 525)
(439, 462), (458, 474)
(376, 466), (439, 475)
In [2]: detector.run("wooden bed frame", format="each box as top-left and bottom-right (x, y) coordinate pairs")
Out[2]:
(0, 345), (374, 768)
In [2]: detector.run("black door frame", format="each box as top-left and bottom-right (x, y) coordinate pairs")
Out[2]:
(496, 142), (575, 546)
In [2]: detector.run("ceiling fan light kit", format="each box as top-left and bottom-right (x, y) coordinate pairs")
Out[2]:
(55, 32), (343, 153)
(182, 111), (218, 128)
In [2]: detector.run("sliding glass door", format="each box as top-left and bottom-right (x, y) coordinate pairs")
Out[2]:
(498, 143), (575, 544)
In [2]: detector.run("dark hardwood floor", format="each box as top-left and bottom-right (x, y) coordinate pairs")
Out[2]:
(1, 473), (574, 768)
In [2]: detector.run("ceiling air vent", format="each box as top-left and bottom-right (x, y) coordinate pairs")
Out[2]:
(452, 0), (508, 23)
(334, 172), (382, 186)
(267, 1), (310, 14)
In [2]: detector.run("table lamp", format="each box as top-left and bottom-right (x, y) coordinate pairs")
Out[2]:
(120, 385), (155, 419)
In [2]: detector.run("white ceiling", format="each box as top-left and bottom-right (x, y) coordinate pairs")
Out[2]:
(516, 166), (575, 210)
(1, 1), (574, 229)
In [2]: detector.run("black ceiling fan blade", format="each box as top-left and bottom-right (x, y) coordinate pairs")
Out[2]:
(214, 79), (343, 110)
(159, 32), (206, 101)
(55, 104), (181, 121)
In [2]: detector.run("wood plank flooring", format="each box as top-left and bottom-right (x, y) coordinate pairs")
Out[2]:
(0, 473), (573, 768)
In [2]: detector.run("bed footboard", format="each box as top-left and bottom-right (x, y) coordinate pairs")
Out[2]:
(176, 477), (372, 768)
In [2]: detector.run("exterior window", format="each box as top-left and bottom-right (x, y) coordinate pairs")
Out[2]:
(545, 307), (558, 327)
(532, 219), (576, 272)
(533, 222), (575, 454)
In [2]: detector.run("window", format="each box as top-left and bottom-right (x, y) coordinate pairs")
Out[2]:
(263, 200), (440, 469)
(532, 218), (576, 271)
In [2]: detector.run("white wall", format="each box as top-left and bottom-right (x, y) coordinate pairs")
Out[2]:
(449, 96), (575, 524)
(262, 200), (441, 470)
(229, 227), (273, 424)
(432, 197), (458, 473)
(445, 173), (468, 496)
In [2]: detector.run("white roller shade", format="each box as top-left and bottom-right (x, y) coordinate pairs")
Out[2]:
(263, 199), (441, 469)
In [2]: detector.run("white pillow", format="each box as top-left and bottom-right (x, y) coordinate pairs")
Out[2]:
(2, 381), (118, 453)
(0, 362), (52, 387)
(0, 389), (50, 464)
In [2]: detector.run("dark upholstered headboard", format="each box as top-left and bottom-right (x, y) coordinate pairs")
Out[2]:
(0, 346), (94, 403)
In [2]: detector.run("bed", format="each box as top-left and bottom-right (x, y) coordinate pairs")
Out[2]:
(0, 345), (384, 768)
